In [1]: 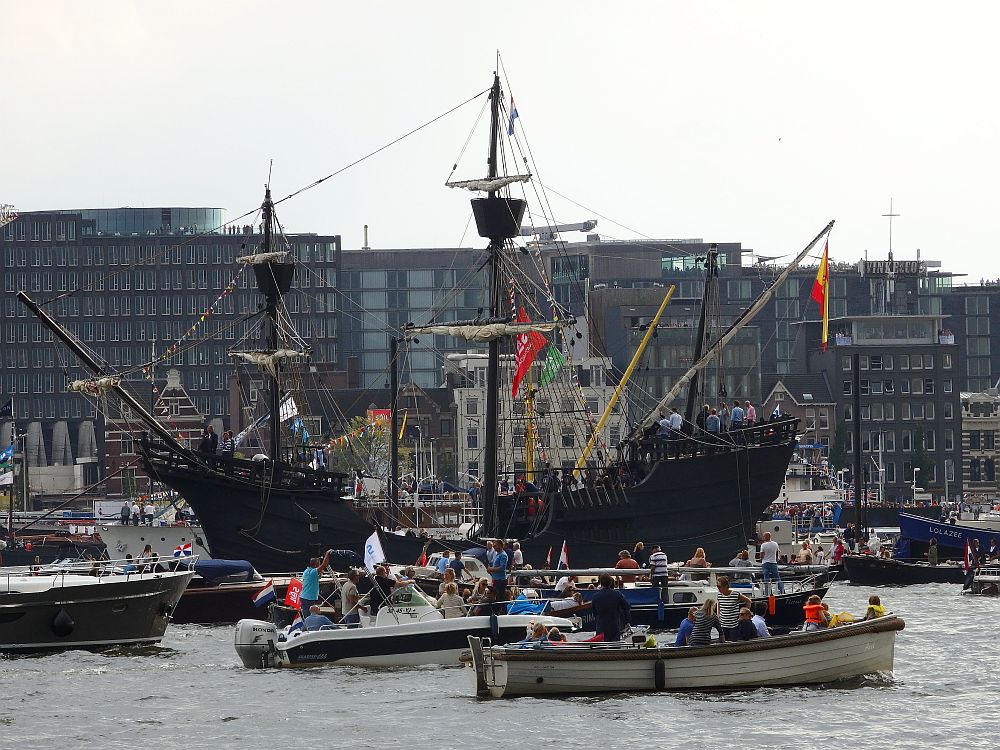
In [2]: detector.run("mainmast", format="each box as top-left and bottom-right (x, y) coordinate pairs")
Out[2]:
(473, 73), (525, 537)
(249, 186), (295, 462)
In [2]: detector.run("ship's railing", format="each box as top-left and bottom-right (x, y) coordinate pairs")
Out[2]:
(140, 438), (350, 496)
(625, 417), (799, 466)
(0, 554), (196, 593)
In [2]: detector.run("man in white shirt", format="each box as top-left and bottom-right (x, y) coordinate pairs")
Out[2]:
(648, 544), (669, 589)
(759, 532), (784, 594)
(512, 542), (524, 569)
(750, 601), (770, 637)
(143, 502), (155, 525)
(554, 575), (576, 594)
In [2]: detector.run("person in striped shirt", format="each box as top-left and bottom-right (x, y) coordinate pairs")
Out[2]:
(648, 544), (669, 589)
(687, 599), (725, 646)
(715, 575), (752, 640)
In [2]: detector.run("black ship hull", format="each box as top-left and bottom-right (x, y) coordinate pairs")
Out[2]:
(141, 420), (797, 574)
(0, 571), (193, 652)
(840, 554), (965, 585)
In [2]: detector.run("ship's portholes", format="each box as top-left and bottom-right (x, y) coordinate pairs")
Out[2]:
(536, 677), (544, 684)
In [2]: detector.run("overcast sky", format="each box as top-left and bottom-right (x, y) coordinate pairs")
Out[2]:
(3, 2), (998, 280)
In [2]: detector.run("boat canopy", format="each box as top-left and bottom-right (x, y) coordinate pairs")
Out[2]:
(192, 559), (259, 583)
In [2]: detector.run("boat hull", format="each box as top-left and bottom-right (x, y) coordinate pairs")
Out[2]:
(841, 554), (964, 585)
(898, 513), (1000, 558)
(0, 571), (193, 652)
(467, 615), (903, 697)
(235, 614), (572, 668)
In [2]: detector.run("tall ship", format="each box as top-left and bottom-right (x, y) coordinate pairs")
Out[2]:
(19, 71), (830, 571)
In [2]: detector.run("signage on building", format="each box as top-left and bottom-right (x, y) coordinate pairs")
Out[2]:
(863, 260), (921, 277)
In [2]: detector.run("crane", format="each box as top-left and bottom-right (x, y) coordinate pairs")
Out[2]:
(519, 219), (597, 244)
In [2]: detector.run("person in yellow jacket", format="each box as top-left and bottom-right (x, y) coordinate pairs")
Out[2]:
(863, 594), (887, 620)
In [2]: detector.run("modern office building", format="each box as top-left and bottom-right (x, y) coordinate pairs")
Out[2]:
(1, 207), (341, 482)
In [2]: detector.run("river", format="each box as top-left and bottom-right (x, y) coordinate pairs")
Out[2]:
(1, 582), (995, 749)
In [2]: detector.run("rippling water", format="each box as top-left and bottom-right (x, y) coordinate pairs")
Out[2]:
(2, 583), (996, 749)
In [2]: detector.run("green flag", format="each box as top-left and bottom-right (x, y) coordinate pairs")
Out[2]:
(539, 345), (567, 387)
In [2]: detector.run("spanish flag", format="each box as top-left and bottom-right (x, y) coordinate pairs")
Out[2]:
(811, 240), (830, 351)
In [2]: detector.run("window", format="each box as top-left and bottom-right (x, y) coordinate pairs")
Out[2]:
(944, 353), (952, 370)
(966, 296), (990, 315)
(805, 410), (816, 429)
(860, 379), (870, 396)
(900, 379), (910, 395)
(842, 356), (852, 371)
(467, 399), (478, 416)
(987, 459), (996, 482)
(466, 428), (479, 450)
(945, 429), (954, 452)
(860, 356), (869, 371)
(819, 410), (829, 430)
(912, 403), (924, 419)
(971, 431), (981, 450)
(912, 378), (924, 395)
(944, 379), (953, 393)
(440, 419), (451, 436)
(926, 430), (936, 451)
(884, 431), (895, 452)
(885, 403), (895, 420)
(561, 428), (575, 448)
(902, 403), (911, 421)
(971, 458), (982, 482)
(884, 355), (893, 371)
(844, 405), (853, 422)
(924, 355), (934, 369)
(860, 405), (871, 421)
(871, 403), (883, 421)
(871, 380), (883, 395)
(883, 379), (894, 394)
(926, 403), (935, 420)
(900, 354), (909, 370)
(843, 381), (853, 396)
(986, 431), (996, 450)
(885, 462), (896, 483)
(870, 355), (883, 371)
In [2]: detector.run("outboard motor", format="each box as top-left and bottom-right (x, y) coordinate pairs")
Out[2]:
(234, 619), (279, 669)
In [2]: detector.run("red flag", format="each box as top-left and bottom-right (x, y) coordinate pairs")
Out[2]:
(511, 308), (547, 399)
(283, 578), (303, 608)
(811, 240), (830, 351)
(963, 539), (975, 573)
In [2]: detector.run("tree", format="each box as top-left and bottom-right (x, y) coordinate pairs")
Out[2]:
(325, 416), (411, 481)
(829, 420), (849, 474)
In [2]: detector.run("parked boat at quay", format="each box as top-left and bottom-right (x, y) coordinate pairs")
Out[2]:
(0, 556), (193, 652)
(465, 615), (905, 698)
(234, 583), (572, 668)
(898, 512), (1000, 558)
(840, 554), (965, 585)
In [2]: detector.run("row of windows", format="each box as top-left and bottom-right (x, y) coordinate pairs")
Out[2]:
(3, 241), (339, 268)
(844, 378), (953, 396)
(968, 431), (997, 450)
(340, 269), (462, 290)
(969, 458), (998, 482)
(2, 220), (77, 243)
(843, 354), (952, 371)
(844, 400), (954, 421)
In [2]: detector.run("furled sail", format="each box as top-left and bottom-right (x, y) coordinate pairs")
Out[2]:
(237, 251), (290, 265)
(445, 175), (532, 192)
(67, 376), (122, 394)
(230, 349), (309, 378)
(405, 321), (561, 343)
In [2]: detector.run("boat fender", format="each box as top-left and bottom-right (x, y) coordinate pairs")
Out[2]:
(52, 608), (74, 638)
(654, 658), (666, 690)
(489, 610), (500, 641)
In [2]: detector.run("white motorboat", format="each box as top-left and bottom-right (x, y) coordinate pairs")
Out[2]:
(965, 564), (1000, 595)
(234, 583), (572, 668)
(465, 615), (904, 698)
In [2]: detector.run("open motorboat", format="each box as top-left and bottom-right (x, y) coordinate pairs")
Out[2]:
(234, 583), (572, 668)
(841, 553), (965, 585)
(0, 556), (193, 652)
(465, 615), (905, 698)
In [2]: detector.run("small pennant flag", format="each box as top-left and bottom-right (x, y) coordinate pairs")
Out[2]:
(284, 577), (303, 608)
(539, 345), (566, 387)
(252, 579), (276, 607)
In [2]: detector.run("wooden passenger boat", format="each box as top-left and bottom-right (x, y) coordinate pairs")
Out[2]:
(465, 615), (904, 698)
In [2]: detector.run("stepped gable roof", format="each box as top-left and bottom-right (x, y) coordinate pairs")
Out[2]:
(761, 373), (834, 406)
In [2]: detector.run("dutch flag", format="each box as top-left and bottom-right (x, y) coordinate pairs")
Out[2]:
(288, 612), (304, 632)
(251, 579), (276, 608)
(173, 542), (193, 558)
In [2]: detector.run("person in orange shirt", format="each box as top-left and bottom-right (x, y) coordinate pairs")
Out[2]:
(614, 549), (641, 584)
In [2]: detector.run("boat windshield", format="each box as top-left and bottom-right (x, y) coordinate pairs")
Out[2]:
(389, 584), (435, 608)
